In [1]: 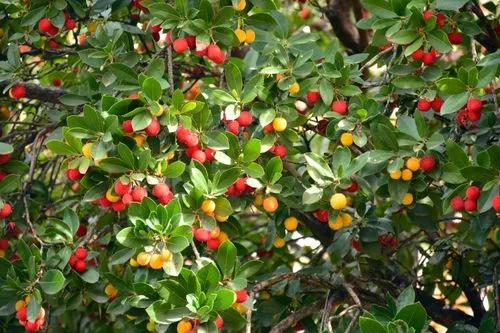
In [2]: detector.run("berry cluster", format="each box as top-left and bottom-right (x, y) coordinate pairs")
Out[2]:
(411, 48), (439, 66)
(69, 247), (89, 272)
(122, 117), (161, 137)
(193, 226), (228, 250)
(223, 111), (254, 135)
(226, 177), (255, 196)
(417, 97), (443, 112)
(16, 296), (45, 333)
(456, 98), (483, 128)
(378, 234), (397, 249)
(170, 33), (226, 64)
(451, 185), (482, 212)
(0, 202), (12, 219)
(176, 316), (224, 333)
(130, 249), (172, 269)
(176, 126), (215, 164)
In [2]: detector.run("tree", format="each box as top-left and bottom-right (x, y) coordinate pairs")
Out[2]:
(0, 0), (498, 332)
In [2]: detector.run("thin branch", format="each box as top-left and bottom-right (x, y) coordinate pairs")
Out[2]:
(269, 300), (324, 333)
(167, 45), (174, 94)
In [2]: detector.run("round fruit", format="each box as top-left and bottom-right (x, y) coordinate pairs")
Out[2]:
(307, 91), (321, 104)
(431, 97), (443, 112)
(450, 196), (465, 211)
(263, 196), (279, 213)
(417, 99), (431, 112)
(129, 258), (139, 267)
(161, 249), (172, 261)
(152, 183), (170, 198)
(288, 82), (300, 94)
(284, 217), (298, 231)
(0, 203), (12, 218)
(330, 193), (347, 210)
(464, 199), (477, 212)
(227, 120), (240, 135)
(106, 188), (120, 203)
(235, 289), (248, 303)
(411, 49), (424, 61)
(194, 228), (211, 242)
(131, 187), (148, 202)
(492, 195), (500, 212)
(173, 38), (189, 53)
(341, 213), (353, 226)
(272, 117), (287, 132)
(136, 252), (151, 266)
(115, 180), (132, 196)
(234, 0), (246, 11)
(207, 238), (221, 250)
(402, 193), (413, 205)
(9, 84), (25, 99)
(401, 169), (413, 181)
(406, 157), (420, 171)
(215, 214), (228, 222)
(448, 32), (463, 45)
(75, 247), (88, 260)
(122, 120), (133, 133)
(235, 28), (246, 43)
(105, 284), (118, 298)
(192, 149), (207, 163)
(82, 142), (93, 158)
(237, 111), (253, 127)
(75, 260), (87, 272)
(207, 44), (225, 64)
(273, 237), (285, 248)
(39, 18), (52, 32)
(149, 254), (164, 270)
(340, 132), (353, 146)
(145, 118), (160, 136)
(420, 155), (436, 172)
(466, 98), (482, 113)
(201, 199), (216, 214)
(466, 186), (481, 200)
(328, 216), (343, 230)
(331, 100), (348, 114)
(245, 29), (255, 43)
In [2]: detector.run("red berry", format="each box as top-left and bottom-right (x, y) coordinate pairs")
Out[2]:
(436, 13), (446, 28)
(151, 25), (161, 33)
(466, 98), (482, 113)
(345, 181), (358, 193)
(173, 38), (189, 53)
(422, 52), (436, 66)
(153, 183), (170, 198)
(76, 224), (87, 237)
(227, 120), (240, 135)
(122, 120), (133, 133)
(207, 44), (225, 64)
(185, 133), (199, 147)
(234, 178), (246, 192)
(466, 186), (481, 200)
(467, 108), (481, 121)
(0, 239), (8, 250)
(214, 316), (224, 329)
(273, 145), (287, 158)
(112, 200), (126, 212)
(176, 126), (190, 142)
(411, 49), (424, 61)
(38, 18), (52, 32)
(422, 11), (434, 21)
(9, 84), (25, 99)
(99, 196), (112, 207)
(47, 39), (60, 49)
(65, 18), (76, 30)
(207, 238), (221, 250)
(193, 228), (211, 242)
(131, 186), (148, 202)
(464, 199), (477, 212)
(122, 193), (133, 205)
(17, 307), (27, 321)
(0, 202), (12, 218)
(186, 146), (199, 158)
(351, 239), (362, 252)
(448, 32), (463, 45)
(114, 180), (132, 196)
(52, 78), (62, 87)
(185, 35), (196, 49)
(25, 320), (40, 333)
(158, 192), (174, 205)
(235, 289), (248, 303)
(492, 195), (500, 212)
(69, 254), (78, 267)
(0, 153), (11, 165)
(66, 169), (83, 181)
(450, 196), (465, 211)
(47, 25), (59, 36)
(191, 149), (206, 163)
(420, 155), (436, 172)
(313, 209), (329, 223)
(331, 100), (348, 115)
(74, 260), (87, 272)
(431, 97), (443, 112)
(306, 91), (321, 105)
(0, 170), (6, 181)
(75, 247), (88, 260)
(263, 123), (274, 133)
(417, 99), (431, 112)
(205, 148), (215, 161)
(145, 118), (161, 136)
(237, 111), (253, 127)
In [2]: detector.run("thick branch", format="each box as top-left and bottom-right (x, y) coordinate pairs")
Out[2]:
(270, 300), (324, 333)
(0, 81), (67, 104)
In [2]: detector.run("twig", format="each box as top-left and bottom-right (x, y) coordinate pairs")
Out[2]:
(246, 294), (252, 333)
(167, 45), (174, 94)
(345, 309), (360, 333)
(360, 46), (394, 71)
(251, 272), (332, 293)
(343, 283), (362, 306)
(191, 240), (201, 260)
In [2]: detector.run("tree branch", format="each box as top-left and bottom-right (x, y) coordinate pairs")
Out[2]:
(0, 81), (67, 104)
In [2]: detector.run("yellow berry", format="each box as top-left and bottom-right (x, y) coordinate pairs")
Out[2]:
(177, 319), (193, 333)
(201, 199), (216, 214)
(284, 217), (298, 231)
(341, 213), (352, 227)
(24, 295), (31, 304)
(328, 216), (343, 230)
(166, 151), (175, 160)
(151, 105), (164, 117)
(401, 169), (413, 181)
(389, 170), (402, 180)
(129, 257), (139, 267)
(134, 134), (146, 147)
(82, 142), (93, 158)
(106, 188), (120, 203)
(232, 302), (248, 314)
(87, 21), (98, 33)
(104, 284), (118, 298)
(406, 157), (420, 171)
(340, 132), (353, 146)
(245, 29), (255, 43)
(0, 249), (4, 258)
(346, 196), (353, 206)
(330, 193), (347, 210)
(161, 249), (172, 261)
(218, 231), (229, 243)
(215, 214), (228, 222)
(263, 196), (279, 213)
(15, 300), (25, 311)
(273, 237), (285, 248)
(272, 117), (287, 132)
(149, 254), (164, 270)
(234, 0), (246, 11)
(288, 82), (300, 94)
(254, 194), (263, 206)
(402, 193), (413, 205)
(136, 252), (151, 266)
(146, 320), (155, 332)
(235, 28), (246, 43)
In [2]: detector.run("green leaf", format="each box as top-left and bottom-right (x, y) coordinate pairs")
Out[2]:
(0, 142), (13, 154)
(142, 77), (162, 100)
(108, 63), (138, 84)
(117, 143), (136, 169)
(242, 139), (261, 163)
(216, 240), (237, 277)
(394, 303), (427, 333)
(436, 78), (467, 94)
(396, 286), (415, 309)
(0, 174), (21, 193)
(98, 157), (131, 173)
(190, 166), (209, 194)
(319, 79), (333, 105)
(39, 269), (65, 295)
(435, 0), (469, 11)
(390, 30), (419, 45)
(226, 63), (243, 96)
(165, 161), (186, 178)
(116, 227), (150, 248)
(460, 166), (495, 183)
(304, 153), (335, 185)
(80, 266), (99, 284)
(445, 141), (469, 168)
(392, 76), (425, 89)
(46, 140), (79, 156)
(361, 0), (398, 18)
(146, 302), (190, 324)
(440, 92), (469, 115)
(428, 30), (452, 53)
(59, 94), (90, 106)
(213, 288), (237, 311)
(236, 260), (263, 278)
(132, 112), (152, 131)
(359, 316), (388, 333)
